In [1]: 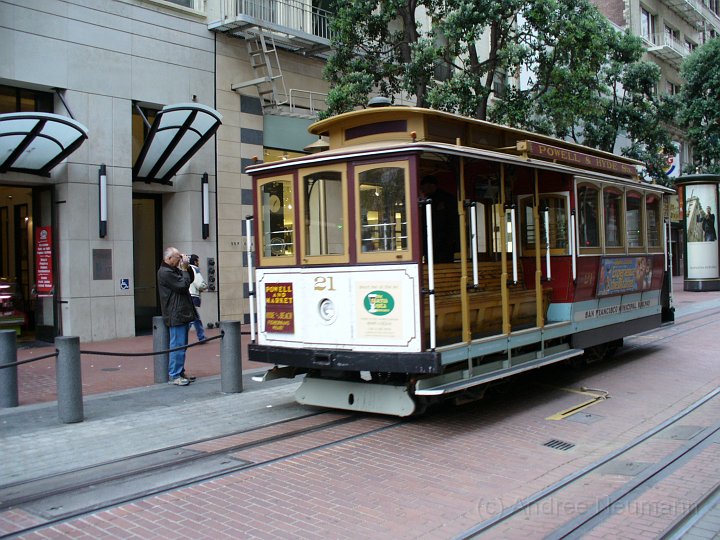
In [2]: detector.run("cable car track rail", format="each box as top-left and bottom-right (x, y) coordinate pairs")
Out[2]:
(454, 385), (720, 539)
(0, 412), (403, 539)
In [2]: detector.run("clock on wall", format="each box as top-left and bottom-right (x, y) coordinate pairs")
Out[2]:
(269, 194), (281, 213)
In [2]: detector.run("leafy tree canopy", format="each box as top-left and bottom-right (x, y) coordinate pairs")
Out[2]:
(678, 38), (720, 174)
(322, 0), (677, 184)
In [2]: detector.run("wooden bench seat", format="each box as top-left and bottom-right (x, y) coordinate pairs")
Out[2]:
(423, 261), (551, 342)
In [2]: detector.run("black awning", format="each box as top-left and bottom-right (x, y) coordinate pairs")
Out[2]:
(133, 103), (222, 185)
(0, 113), (89, 176)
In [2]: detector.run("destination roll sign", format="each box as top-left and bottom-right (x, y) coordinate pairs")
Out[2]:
(518, 140), (638, 177)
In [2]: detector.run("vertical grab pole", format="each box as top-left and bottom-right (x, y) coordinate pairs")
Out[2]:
(246, 216), (256, 342)
(666, 218), (673, 302)
(533, 171), (544, 331)
(570, 210), (577, 281)
(470, 203), (479, 287)
(509, 205), (518, 284)
(499, 165), (510, 338)
(425, 201), (436, 351)
(544, 207), (551, 280)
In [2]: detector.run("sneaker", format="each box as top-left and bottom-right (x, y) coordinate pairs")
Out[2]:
(180, 370), (196, 382)
(169, 376), (190, 386)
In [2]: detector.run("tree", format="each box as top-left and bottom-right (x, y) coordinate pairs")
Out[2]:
(322, 0), (676, 183)
(490, 26), (678, 185)
(677, 38), (720, 174)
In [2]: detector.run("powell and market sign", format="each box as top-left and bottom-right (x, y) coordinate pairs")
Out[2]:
(518, 140), (638, 177)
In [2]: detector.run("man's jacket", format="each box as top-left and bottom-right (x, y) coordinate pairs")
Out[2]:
(157, 262), (197, 326)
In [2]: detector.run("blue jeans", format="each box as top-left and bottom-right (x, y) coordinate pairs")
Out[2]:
(190, 296), (206, 341)
(190, 317), (206, 341)
(168, 323), (190, 379)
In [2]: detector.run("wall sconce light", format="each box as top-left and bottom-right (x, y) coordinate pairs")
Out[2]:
(99, 164), (107, 238)
(202, 172), (209, 239)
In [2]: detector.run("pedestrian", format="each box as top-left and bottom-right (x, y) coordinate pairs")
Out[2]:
(157, 246), (197, 386)
(188, 254), (208, 342)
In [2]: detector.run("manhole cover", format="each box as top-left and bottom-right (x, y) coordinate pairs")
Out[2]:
(600, 460), (651, 476)
(566, 412), (604, 425)
(659, 425), (704, 441)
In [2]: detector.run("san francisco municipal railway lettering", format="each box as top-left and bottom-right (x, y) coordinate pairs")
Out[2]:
(578, 299), (654, 321)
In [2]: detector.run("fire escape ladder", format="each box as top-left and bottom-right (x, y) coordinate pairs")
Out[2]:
(232, 29), (288, 109)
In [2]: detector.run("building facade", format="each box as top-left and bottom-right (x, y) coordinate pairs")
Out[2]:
(0, 0), (330, 342)
(3, 0), (715, 342)
(592, 0), (720, 172)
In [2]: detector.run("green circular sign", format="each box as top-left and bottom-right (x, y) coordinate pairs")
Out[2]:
(363, 290), (394, 316)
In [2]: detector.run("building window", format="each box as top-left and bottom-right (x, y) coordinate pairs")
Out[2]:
(577, 183), (600, 249)
(666, 81), (679, 95)
(302, 169), (346, 259)
(664, 24), (679, 46)
(646, 194), (662, 248)
(708, 0), (719, 16)
(685, 39), (696, 53)
(640, 7), (655, 43)
(0, 85), (53, 114)
(626, 191), (644, 248)
(147, 0), (205, 11)
(603, 187), (624, 249)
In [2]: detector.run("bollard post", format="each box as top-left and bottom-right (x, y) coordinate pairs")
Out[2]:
(0, 329), (19, 408)
(153, 316), (169, 383)
(55, 336), (83, 423)
(220, 320), (243, 393)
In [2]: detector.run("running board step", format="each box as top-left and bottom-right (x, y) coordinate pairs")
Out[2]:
(414, 348), (585, 396)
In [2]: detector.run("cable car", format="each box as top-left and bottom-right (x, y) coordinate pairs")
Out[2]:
(246, 106), (674, 416)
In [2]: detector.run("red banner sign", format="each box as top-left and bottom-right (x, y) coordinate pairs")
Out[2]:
(35, 226), (53, 294)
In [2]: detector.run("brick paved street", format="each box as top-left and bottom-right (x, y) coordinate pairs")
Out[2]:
(1, 277), (720, 538)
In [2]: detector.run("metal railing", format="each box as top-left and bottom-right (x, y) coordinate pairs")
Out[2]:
(647, 32), (691, 56)
(220, 0), (333, 40)
(288, 88), (327, 115)
(0, 320), (244, 423)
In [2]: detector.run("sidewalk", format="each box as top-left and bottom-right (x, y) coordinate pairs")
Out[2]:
(11, 327), (257, 407)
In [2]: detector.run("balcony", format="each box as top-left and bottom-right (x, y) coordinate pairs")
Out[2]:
(209, 0), (332, 56)
(662, 0), (706, 29)
(646, 33), (690, 68)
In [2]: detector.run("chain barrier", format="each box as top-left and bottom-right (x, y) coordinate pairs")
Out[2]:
(0, 333), (224, 369)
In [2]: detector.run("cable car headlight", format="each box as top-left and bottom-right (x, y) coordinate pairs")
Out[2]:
(319, 298), (336, 322)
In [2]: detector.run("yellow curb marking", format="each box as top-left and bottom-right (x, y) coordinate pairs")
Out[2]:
(544, 386), (610, 421)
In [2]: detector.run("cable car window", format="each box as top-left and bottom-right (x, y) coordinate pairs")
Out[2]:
(646, 193), (662, 249)
(627, 191), (644, 248)
(301, 168), (348, 263)
(603, 187), (624, 249)
(356, 163), (410, 260)
(520, 193), (569, 253)
(258, 177), (295, 262)
(577, 184), (600, 249)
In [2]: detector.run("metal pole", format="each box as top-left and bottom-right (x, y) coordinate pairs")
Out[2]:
(0, 329), (19, 408)
(220, 320), (243, 393)
(153, 316), (169, 383)
(56, 336), (83, 423)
